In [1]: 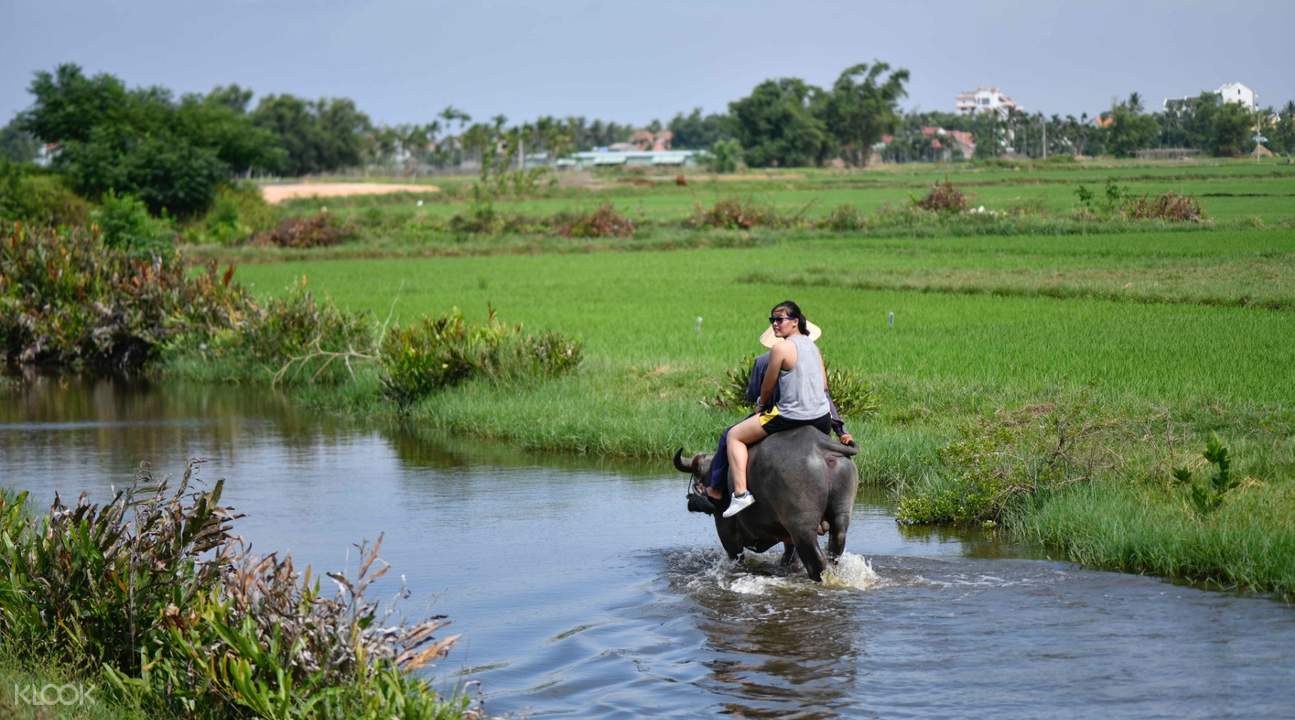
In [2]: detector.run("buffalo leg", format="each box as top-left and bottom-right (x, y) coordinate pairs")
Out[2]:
(827, 510), (851, 561)
(793, 531), (826, 582)
(779, 542), (799, 567)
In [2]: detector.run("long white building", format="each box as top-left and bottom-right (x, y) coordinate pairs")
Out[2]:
(955, 86), (1022, 117)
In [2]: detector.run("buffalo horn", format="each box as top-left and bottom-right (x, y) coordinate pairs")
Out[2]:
(672, 448), (694, 473)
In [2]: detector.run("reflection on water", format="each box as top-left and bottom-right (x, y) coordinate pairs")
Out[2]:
(3, 376), (1295, 718)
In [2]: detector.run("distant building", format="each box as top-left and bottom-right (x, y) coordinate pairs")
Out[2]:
(1163, 82), (1258, 114)
(956, 86), (1022, 117)
(34, 143), (58, 168)
(1216, 82), (1257, 110)
(631, 129), (673, 151)
(557, 149), (700, 170)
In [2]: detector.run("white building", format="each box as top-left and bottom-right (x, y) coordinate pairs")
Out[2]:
(1216, 82), (1257, 111)
(955, 86), (1022, 117)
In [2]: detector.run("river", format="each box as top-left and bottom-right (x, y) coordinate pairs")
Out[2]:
(1, 375), (1292, 718)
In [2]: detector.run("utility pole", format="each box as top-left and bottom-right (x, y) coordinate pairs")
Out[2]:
(1041, 117), (1047, 161)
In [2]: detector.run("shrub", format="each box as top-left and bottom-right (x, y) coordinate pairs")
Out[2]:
(92, 189), (177, 259)
(379, 308), (581, 405)
(913, 180), (967, 213)
(555, 203), (636, 238)
(0, 161), (90, 226)
(1172, 434), (1239, 517)
(194, 182), (277, 245)
(819, 204), (866, 231)
(826, 367), (879, 419)
(688, 198), (782, 230)
(0, 464), (470, 719)
(1122, 192), (1206, 222)
(253, 213), (356, 248)
(205, 280), (377, 384)
(897, 403), (1102, 525)
(712, 353), (758, 409)
(0, 221), (248, 370)
(707, 139), (743, 174)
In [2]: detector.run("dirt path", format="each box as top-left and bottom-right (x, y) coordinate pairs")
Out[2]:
(260, 182), (440, 204)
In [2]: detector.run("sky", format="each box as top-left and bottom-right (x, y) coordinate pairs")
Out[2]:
(3, 0), (1293, 128)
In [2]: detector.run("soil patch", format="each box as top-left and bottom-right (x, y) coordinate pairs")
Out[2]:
(260, 182), (440, 204)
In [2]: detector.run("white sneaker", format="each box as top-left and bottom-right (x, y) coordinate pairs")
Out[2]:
(723, 492), (755, 518)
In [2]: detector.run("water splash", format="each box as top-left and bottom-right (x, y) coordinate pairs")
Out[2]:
(822, 553), (884, 590)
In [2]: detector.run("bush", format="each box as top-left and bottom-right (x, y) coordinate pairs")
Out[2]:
(254, 213), (356, 248)
(92, 190), (177, 259)
(706, 139), (743, 173)
(913, 180), (967, 213)
(379, 308), (581, 405)
(1122, 192), (1206, 222)
(896, 403), (1102, 525)
(555, 203), (636, 238)
(0, 221), (248, 370)
(205, 280), (377, 384)
(687, 198), (782, 230)
(819, 204), (866, 231)
(0, 161), (90, 226)
(193, 182), (277, 245)
(826, 366), (879, 419)
(0, 464), (470, 719)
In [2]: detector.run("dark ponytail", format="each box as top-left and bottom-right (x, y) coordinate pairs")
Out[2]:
(771, 300), (811, 336)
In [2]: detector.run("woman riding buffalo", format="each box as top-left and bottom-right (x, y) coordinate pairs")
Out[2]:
(721, 300), (836, 518)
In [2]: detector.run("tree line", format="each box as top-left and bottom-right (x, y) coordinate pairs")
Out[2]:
(3, 61), (1294, 217)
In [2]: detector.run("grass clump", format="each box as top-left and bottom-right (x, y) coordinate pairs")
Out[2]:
(818, 204), (866, 231)
(379, 307), (582, 406)
(687, 198), (783, 230)
(913, 179), (968, 214)
(897, 403), (1102, 526)
(555, 203), (636, 238)
(1122, 192), (1207, 222)
(0, 464), (471, 719)
(254, 213), (356, 248)
(0, 221), (247, 371)
(200, 279), (378, 385)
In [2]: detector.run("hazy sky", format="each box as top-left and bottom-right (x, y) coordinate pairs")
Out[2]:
(3, 0), (1292, 127)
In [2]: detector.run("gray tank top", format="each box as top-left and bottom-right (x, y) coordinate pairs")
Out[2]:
(776, 334), (829, 420)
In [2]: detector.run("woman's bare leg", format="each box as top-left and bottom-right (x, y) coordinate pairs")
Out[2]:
(726, 414), (769, 496)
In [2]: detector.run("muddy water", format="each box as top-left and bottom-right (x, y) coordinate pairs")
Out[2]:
(2, 376), (1293, 718)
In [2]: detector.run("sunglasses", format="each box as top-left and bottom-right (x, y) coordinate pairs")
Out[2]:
(769, 316), (793, 325)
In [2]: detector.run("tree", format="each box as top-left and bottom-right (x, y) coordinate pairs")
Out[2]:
(1104, 93), (1159, 157)
(1271, 101), (1295, 155)
(0, 118), (39, 163)
(250, 94), (371, 175)
(729, 78), (832, 167)
(667, 108), (733, 149)
(21, 63), (277, 216)
(823, 62), (909, 166)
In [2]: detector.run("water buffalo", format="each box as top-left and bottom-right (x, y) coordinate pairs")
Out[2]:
(674, 425), (859, 581)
